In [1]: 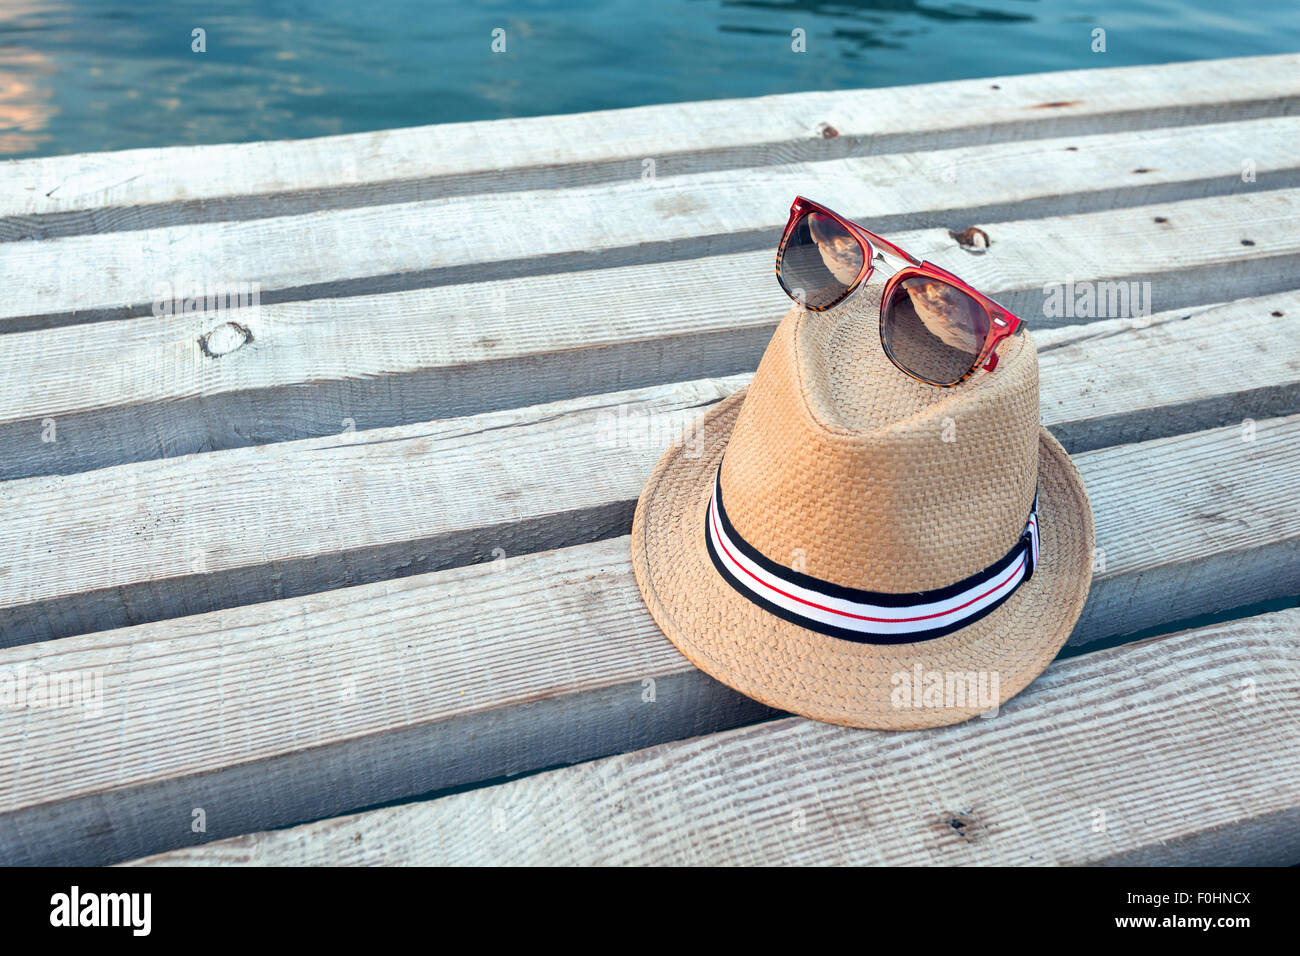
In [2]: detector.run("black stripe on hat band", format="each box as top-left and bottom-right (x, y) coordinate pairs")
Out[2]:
(704, 468), (1040, 645)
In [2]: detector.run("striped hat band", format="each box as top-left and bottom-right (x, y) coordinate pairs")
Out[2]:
(704, 467), (1040, 644)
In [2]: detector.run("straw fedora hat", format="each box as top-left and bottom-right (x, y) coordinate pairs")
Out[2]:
(630, 282), (1094, 730)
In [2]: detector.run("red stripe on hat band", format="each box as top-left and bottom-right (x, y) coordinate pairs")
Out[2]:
(704, 470), (1039, 641)
(710, 503), (1027, 624)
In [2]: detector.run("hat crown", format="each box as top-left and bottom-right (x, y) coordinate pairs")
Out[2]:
(718, 289), (1040, 593)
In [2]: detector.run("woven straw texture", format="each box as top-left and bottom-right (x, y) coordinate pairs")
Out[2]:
(631, 283), (1095, 729)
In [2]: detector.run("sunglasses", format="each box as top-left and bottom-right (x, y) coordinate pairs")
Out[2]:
(775, 196), (1024, 387)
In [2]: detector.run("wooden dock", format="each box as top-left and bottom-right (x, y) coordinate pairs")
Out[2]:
(0, 53), (1298, 866)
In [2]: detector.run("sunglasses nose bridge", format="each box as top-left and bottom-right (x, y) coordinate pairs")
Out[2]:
(859, 236), (877, 281)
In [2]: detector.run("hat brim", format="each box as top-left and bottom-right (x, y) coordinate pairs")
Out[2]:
(631, 387), (1095, 730)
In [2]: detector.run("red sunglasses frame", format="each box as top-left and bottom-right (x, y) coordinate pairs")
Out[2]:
(775, 196), (1025, 387)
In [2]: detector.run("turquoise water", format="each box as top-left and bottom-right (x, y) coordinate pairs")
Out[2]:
(1, 0), (1297, 159)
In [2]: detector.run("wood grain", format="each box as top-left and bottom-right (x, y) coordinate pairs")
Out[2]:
(3, 302), (1299, 646)
(1036, 292), (1300, 453)
(1, 215), (1296, 481)
(3, 119), (1297, 330)
(1, 415), (1296, 864)
(122, 608), (1300, 865)
(0, 375), (742, 644)
(0, 53), (1295, 870)
(3, 54), (1294, 241)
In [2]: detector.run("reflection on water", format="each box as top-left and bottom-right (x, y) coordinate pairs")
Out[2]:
(0, 48), (56, 154)
(0, 0), (59, 155)
(0, 0), (1295, 159)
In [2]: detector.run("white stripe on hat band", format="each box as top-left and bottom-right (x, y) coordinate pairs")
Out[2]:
(705, 471), (1039, 642)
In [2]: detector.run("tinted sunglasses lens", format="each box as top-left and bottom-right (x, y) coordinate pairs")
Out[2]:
(778, 211), (864, 309)
(882, 275), (989, 385)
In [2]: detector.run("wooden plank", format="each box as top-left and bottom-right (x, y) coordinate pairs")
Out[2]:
(0, 264), (780, 480)
(3, 294), (1300, 646)
(3, 54), (1295, 242)
(1035, 292), (1300, 453)
(0, 376), (741, 645)
(1068, 415), (1300, 644)
(121, 608), (1300, 866)
(3, 119), (1299, 331)
(1028, 300), (1224, 348)
(2, 195), (1297, 482)
(2, 415), (1297, 865)
(0, 536), (777, 867)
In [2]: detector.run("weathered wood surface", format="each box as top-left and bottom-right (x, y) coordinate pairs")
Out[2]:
(125, 608), (1300, 866)
(2, 192), (1295, 480)
(2, 303), (1298, 646)
(2, 121), (1297, 332)
(1033, 292), (1300, 452)
(4, 54), (1295, 241)
(1, 282), (1290, 486)
(0, 53), (1296, 867)
(2, 412), (1296, 865)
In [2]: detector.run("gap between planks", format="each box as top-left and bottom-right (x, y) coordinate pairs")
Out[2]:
(122, 607), (1300, 866)
(2, 54), (1295, 241)
(2, 119), (1299, 330)
(0, 413), (1297, 864)
(2, 192), (1298, 481)
(1, 304), (1298, 645)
